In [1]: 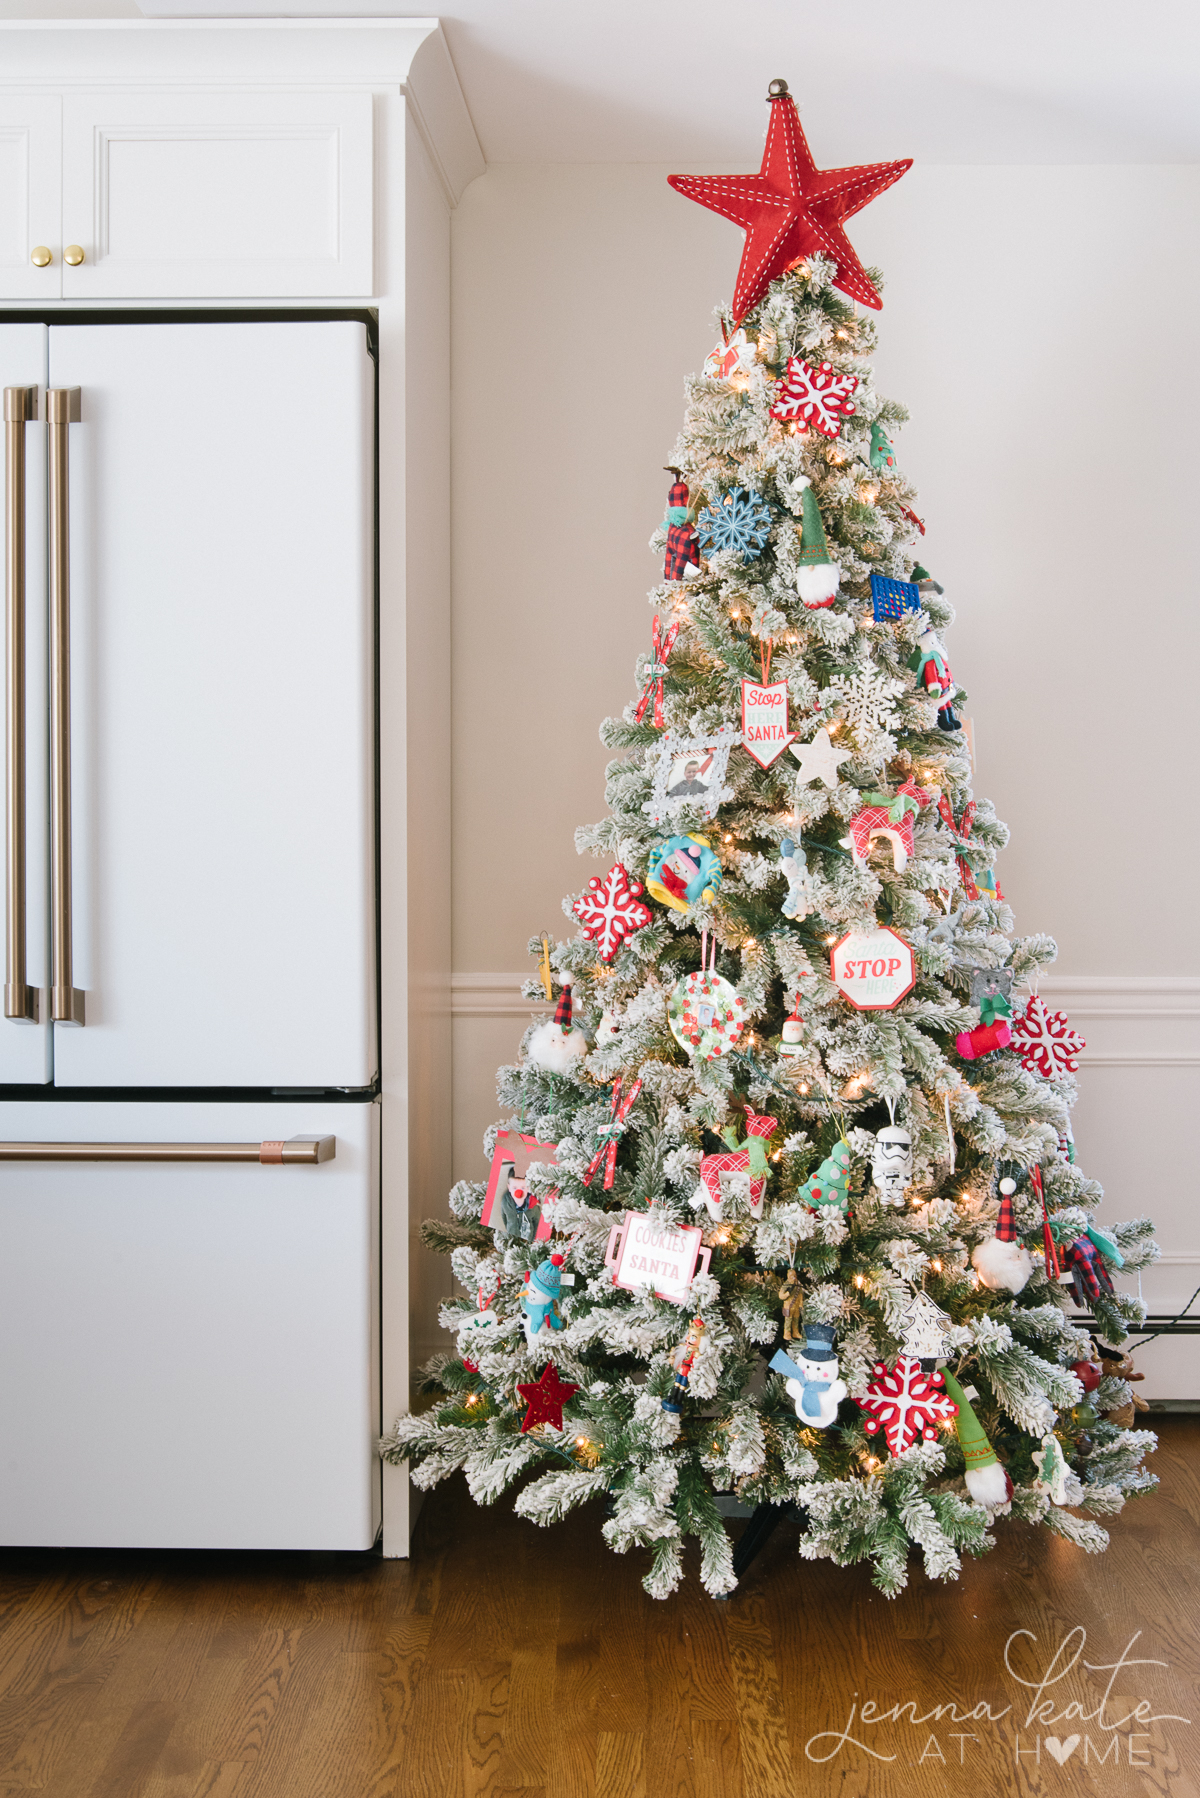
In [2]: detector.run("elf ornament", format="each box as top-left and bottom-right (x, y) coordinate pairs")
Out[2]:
(527, 978), (589, 1074)
(521, 1255), (566, 1346)
(871, 1124), (913, 1206)
(779, 837), (816, 920)
(661, 470), (701, 582)
(861, 1356), (958, 1454)
(909, 627), (961, 731)
(971, 1179), (1033, 1294)
(942, 1370), (1013, 1509)
(956, 966), (1014, 1060)
(800, 1139), (851, 1212)
(662, 1316), (706, 1413)
(646, 834), (722, 913)
(791, 476), (840, 607)
(770, 1324), (847, 1428)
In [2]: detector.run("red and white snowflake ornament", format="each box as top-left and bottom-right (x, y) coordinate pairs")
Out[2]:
(770, 357), (858, 438)
(1012, 994), (1086, 1078)
(572, 864), (653, 964)
(860, 1356), (959, 1455)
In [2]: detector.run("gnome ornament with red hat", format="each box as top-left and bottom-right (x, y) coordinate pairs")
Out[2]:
(527, 977), (589, 1074)
(971, 1178), (1033, 1294)
(661, 468), (702, 582)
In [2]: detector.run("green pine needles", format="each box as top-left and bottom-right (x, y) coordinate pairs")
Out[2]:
(381, 253), (1160, 1599)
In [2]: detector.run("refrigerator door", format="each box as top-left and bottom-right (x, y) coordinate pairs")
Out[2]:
(47, 321), (375, 1088)
(0, 323), (51, 1083)
(0, 1099), (380, 1549)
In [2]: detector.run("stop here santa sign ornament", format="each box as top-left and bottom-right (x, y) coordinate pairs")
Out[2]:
(830, 926), (916, 1010)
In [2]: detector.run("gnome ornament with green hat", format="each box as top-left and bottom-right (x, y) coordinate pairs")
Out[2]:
(791, 476), (839, 609)
(942, 1369), (1014, 1510)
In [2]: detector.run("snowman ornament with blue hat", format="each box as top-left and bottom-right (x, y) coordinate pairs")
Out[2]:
(770, 1323), (848, 1429)
(521, 1254), (567, 1345)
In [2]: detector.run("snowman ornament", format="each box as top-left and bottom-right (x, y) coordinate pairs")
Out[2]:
(769, 1323), (847, 1429)
(872, 1124), (913, 1206)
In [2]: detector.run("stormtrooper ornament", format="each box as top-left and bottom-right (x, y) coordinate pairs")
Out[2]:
(871, 1125), (913, 1207)
(770, 1323), (848, 1429)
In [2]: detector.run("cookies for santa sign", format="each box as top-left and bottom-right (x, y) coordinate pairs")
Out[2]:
(830, 927), (916, 1010)
(604, 1212), (712, 1305)
(740, 679), (794, 768)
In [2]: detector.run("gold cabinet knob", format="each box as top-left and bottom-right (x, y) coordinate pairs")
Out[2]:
(63, 245), (85, 267)
(30, 246), (52, 268)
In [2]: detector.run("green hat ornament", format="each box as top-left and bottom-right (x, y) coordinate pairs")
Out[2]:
(942, 1369), (1012, 1509)
(792, 476), (839, 610)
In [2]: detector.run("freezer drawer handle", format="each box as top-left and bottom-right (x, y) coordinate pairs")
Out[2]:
(46, 388), (85, 1027)
(0, 1134), (336, 1164)
(4, 386), (40, 1025)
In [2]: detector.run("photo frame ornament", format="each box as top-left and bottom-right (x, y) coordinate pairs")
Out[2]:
(644, 725), (739, 826)
(481, 1130), (561, 1241)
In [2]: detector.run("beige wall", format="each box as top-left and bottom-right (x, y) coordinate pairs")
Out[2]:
(450, 163), (1200, 1391)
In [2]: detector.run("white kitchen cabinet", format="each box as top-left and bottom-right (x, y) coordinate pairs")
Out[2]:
(0, 96), (61, 301)
(61, 89), (374, 299)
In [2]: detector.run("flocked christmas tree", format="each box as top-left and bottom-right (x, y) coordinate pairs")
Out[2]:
(382, 79), (1160, 1598)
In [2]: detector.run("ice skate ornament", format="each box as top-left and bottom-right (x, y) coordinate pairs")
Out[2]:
(1011, 993), (1086, 1079)
(861, 1356), (958, 1454)
(690, 1108), (778, 1222)
(848, 777), (931, 875)
(770, 356), (858, 438)
(646, 833), (722, 914)
(635, 614), (681, 728)
(779, 837), (816, 920)
(770, 1324), (847, 1428)
(790, 725), (851, 791)
(936, 793), (980, 900)
(871, 1124), (913, 1206)
(956, 966), (1014, 1060)
(572, 863), (653, 963)
(908, 626), (961, 732)
(896, 1289), (953, 1360)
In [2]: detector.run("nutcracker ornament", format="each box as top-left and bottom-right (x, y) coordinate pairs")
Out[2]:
(646, 834), (722, 913)
(779, 1268), (803, 1341)
(871, 1124), (913, 1206)
(521, 1255), (566, 1345)
(770, 1323), (847, 1428)
(971, 1178), (1033, 1294)
(662, 1316), (706, 1412)
(661, 469), (702, 582)
(956, 966), (1014, 1061)
(908, 626), (961, 731)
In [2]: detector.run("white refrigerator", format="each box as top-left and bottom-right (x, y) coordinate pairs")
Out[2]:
(0, 319), (380, 1549)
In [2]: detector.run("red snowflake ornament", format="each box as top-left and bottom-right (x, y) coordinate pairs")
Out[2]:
(1012, 994), (1086, 1078)
(860, 1357), (958, 1455)
(770, 357), (858, 438)
(572, 864), (653, 964)
(516, 1362), (580, 1434)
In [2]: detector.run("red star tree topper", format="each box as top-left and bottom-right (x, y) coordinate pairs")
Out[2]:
(668, 78), (911, 322)
(516, 1362), (580, 1434)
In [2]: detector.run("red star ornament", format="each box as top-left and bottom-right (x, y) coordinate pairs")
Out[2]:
(516, 1362), (580, 1434)
(669, 79), (911, 322)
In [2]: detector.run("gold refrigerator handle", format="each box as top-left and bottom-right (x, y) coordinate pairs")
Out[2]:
(0, 1135), (337, 1164)
(46, 387), (84, 1026)
(4, 386), (40, 1024)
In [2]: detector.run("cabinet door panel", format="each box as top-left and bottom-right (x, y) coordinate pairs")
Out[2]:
(62, 90), (372, 298)
(0, 324), (50, 1083)
(0, 97), (61, 301)
(49, 321), (375, 1089)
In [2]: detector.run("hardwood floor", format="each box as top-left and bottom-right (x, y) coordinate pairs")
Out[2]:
(0, 1418), (1195, 1797)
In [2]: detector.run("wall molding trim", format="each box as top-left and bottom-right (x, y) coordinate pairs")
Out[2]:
(452, 973), (548, 1019)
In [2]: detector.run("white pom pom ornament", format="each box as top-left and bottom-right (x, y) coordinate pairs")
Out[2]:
(971, 1178), (1033, 1294)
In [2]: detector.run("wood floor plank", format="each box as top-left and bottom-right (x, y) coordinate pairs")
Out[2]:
(595, 1731), (645, 1798)
(723, 1588), (797, 1798)
(84, 1698), (178, 1798)
(690, 1718), (742, 1798)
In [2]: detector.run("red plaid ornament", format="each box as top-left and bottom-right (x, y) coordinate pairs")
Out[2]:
(553, 982), (573, 1033)
(582, 1077), (644, 1190)
(696, 1108), (778, 1218)
(635, 615), (681, 729)
(936, 793), (980, 900)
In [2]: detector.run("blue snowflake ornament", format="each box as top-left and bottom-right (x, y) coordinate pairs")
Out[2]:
(696, 488), (772, 564)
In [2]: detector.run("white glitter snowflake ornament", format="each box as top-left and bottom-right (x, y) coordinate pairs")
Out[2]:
(1012, 994), (1086, 1078)
(837, 668), (905, 746)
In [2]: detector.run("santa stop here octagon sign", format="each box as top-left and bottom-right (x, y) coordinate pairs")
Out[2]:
(830, 926), (916, 1010)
